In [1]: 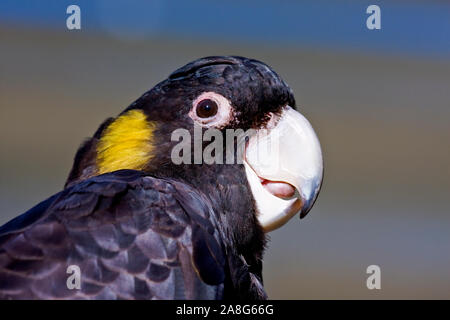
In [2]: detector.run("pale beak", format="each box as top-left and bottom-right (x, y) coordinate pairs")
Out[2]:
(244, 106), (323, 232)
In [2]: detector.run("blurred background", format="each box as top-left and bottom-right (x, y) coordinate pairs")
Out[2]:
(0, 0), (449, 299)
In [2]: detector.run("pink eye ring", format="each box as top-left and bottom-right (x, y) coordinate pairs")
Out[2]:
(189, 92), (233, 127)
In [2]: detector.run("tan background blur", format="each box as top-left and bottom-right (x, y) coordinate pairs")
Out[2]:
(1, 24), (449, 299)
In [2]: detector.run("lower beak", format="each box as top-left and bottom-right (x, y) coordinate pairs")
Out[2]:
(244, 106), (323, 232)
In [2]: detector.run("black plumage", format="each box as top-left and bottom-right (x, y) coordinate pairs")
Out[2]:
(0, 56), (297, 300)
(0, 170), (266, 299)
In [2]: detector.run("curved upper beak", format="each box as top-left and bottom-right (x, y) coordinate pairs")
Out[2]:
(244, 106), (323, 232)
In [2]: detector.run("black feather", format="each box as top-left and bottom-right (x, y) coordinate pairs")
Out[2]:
(0, 170), (264, 299)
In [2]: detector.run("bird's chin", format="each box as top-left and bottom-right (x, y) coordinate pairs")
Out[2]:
(244, 161), (303, 232)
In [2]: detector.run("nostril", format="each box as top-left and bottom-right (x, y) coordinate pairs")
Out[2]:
(265, 112), (279, 129)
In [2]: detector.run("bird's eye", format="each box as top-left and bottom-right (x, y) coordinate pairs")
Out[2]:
(189, 92), (233, 127)
(196, 99), (218, 118)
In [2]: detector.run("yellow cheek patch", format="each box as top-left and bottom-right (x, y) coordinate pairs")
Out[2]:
(96, 109), (155, 174)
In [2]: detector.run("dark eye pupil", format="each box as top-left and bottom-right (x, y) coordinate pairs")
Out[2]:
(196, 99), (218, 118)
